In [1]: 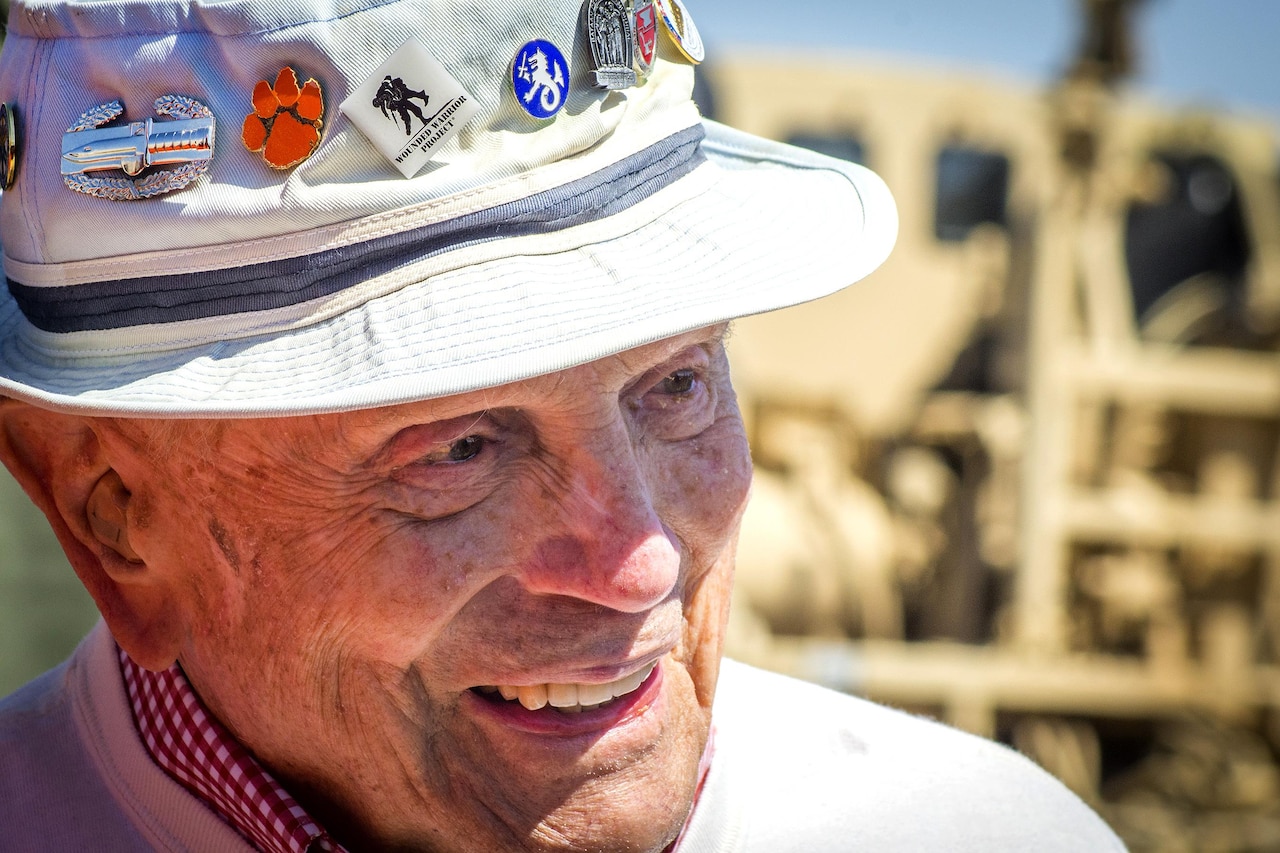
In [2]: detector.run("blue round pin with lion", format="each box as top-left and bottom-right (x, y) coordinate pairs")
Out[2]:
(512, 39), (570, 120)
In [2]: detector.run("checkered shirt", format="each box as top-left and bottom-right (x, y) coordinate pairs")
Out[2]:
(119, 648), (345, 853)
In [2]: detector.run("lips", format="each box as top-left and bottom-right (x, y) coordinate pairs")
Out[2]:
(475, 661), (659, 713)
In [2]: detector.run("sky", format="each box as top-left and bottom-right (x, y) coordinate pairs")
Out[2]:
(688, 0), (1280, 125)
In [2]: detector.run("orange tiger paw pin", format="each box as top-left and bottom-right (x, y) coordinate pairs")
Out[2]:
(242, 68), (324, 170)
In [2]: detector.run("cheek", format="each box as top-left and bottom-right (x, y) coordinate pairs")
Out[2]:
(279, 507), (506, 660)
(650, 416), (753, 564)
(172, 507), (401, 668)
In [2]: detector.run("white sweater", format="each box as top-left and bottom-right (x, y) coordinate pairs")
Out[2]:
(0, 623), (251, 851)
(682, 659), (1126, 851)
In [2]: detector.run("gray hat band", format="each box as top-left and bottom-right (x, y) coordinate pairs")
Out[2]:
(10, 124), (706, 334)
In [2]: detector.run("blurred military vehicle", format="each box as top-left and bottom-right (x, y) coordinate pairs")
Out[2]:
(711, 1), (1280, 849)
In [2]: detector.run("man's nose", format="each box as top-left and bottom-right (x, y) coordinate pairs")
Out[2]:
(517, 425), (681, 613)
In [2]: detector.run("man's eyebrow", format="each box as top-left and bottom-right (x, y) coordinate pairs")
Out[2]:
(674, 322), (732, 352)
(696, 322), (733, 355)
(445, 411), (490, 441)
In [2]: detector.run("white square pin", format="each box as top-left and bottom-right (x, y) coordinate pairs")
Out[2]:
(340, 39), (480, 178)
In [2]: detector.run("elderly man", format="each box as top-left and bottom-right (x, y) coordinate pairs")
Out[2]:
(0, 0), (1123, 850)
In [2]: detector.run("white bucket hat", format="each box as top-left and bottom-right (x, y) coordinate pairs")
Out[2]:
(0, 0), (896, 417)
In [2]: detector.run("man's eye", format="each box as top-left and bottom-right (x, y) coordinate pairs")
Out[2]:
(446, 435), (485, 462)
(660, 369), (697, 395)
(632, 363), (717, 441)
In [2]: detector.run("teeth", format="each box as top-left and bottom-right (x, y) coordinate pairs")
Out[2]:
(517, 684), (548, 711)
(488, 662), (658, 713)
(614, 665), (649, 696)
(547, 683), (578, 708)
(575, 681), (614, 707)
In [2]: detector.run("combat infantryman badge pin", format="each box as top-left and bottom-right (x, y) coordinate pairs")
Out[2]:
(340, 38), (480, 179)
(61, 96), (215, 200)
(512, 39), (570, 120)
(633, 0), (658, 79)
(0, 104), (17, 189)
(655, 0), (705, 64)
(242, 67), (324, 170)
(585, 0), (637, 90)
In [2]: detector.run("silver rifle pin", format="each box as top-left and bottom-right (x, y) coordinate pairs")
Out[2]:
(61, 95), (215, 201)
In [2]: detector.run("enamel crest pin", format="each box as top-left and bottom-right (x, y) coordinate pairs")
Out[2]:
(633, 0), (658, 79)
(513, 39), (570, 119)
(655, 0), (705, 64)
(242, 67), (324, 170)
(0, 104), (17, 190)
(585, 0), (637, 89)
(61, 96), (215, 200)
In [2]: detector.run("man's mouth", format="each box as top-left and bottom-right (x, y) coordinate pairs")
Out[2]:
(474, 661), (659, 713)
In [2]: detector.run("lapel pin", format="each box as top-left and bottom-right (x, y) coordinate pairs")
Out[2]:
(61, 95), (215, 201)
(633, 0), (658, 79)
(242, 67), (324, 170)
(585, 0), (637, 89)
(655, 0), (705, 64)
(512, 39), (570, 120)
(0, 104), (17, 189)
(339, 39), (480, 179)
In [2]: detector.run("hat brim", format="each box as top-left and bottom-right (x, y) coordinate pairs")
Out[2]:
(0, 120), (896, 418)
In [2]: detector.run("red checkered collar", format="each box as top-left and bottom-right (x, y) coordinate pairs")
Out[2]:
(119, 646), (711, 852)
(118, 647), (345, 853)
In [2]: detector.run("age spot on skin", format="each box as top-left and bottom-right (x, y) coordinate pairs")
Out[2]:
(208, 518), (241, 576)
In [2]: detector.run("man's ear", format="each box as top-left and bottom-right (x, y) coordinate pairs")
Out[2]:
(86, 469), (143, 563)
(0, 399), (182, 670)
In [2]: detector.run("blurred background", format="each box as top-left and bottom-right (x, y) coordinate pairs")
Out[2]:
(3, 1), (1280, 850)
(699, 1), (1280, 850)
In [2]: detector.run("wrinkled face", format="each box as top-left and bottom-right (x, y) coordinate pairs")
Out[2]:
(110, 326), (751, 852)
